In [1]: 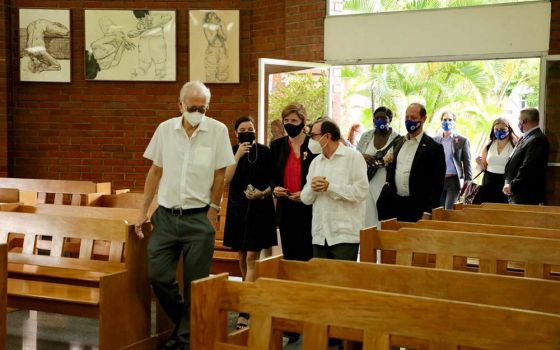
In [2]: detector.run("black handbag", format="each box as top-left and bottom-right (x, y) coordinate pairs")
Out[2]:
(367, 136), (402, 181)
(462, 171), (484, 205)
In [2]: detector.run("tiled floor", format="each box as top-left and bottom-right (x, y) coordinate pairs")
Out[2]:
(6, 308), (309, 350)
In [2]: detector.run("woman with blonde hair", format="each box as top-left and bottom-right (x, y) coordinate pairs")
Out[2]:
(270, 103), (316, 262)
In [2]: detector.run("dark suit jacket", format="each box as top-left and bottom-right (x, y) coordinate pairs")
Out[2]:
(269, 135), (317, 222)
(433, 133), (473, 185)
(504, 128), (550, 204)
(385, 133), (446, 215)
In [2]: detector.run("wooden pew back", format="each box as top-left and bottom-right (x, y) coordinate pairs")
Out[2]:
(0, 188), (36, 205)
(0, 212), (129, 265)
(257, 257), (560, 314)
(0, 178), (110, 205)
(360, 227), (560, 278)
(191, 274), (560, 350)
(432, 207), (560, 229)
(0, 244), (6, 350)
(380, 218), (560, 239)
(456, 202), (560, 213)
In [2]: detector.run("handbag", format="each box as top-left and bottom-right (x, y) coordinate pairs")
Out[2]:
(462, 171), (484, 205)
(367, 136), (403, 181)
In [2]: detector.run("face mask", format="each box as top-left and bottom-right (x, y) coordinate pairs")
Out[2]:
(442, 120), (455, 132)
(374, 119), (389, 132)
(494, 129), (509, 140)
(518, 121), (524, 133)
(308, 136), (325, 154)
(405, 119), (422, 134)
(284, 123), (304, 138)
(183, 111), (204, 127)
(237, 131), (255, 144)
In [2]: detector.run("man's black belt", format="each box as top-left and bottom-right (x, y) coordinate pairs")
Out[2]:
(160, 205), (209, 216)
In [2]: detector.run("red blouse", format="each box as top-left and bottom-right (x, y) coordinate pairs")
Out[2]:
(283, 139), (302, 194)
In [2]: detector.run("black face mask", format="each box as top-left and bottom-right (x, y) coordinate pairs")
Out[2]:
(237, 131), (255, 144)
(284, 123), (304, 138)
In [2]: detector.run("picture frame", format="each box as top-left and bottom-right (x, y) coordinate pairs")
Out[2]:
(84, 9), (176, 81)
(19, 8), (71, 83)
(189, 10), (240, 84)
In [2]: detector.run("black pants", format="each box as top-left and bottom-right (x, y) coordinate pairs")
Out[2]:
(395, 195), (424, 222)
(277, 199), (313, 261)
(313, 241), (359, 261)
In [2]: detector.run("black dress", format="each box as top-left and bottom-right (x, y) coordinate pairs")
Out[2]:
(223, 143), (277, 252)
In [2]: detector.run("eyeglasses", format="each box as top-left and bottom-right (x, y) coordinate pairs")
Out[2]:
(186, 105), (207, 113)
(306, 132), (322, 138)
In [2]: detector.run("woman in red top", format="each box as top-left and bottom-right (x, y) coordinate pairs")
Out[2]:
(270, 103), (316, 261)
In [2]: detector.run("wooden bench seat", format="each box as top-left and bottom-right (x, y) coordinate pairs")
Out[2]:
(432, 207), (560, 228)
(191, 274), (560, 349)
(360, 226), (560, 279)
(247, 256), (560, 349)
(0, 212), (151, 349)
(0, 177), (110, 206)
(456, 202), (560, 213)
(0, 244), (6, 350)
(0, 188), (36, 205)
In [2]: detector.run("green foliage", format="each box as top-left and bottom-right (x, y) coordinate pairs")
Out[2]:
(268, 73), (327, 123)
(341, 0), (536, 14)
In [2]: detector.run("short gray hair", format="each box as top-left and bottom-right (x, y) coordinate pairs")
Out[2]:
(521, 108), (539, 124)
(179, 81), (211, 106)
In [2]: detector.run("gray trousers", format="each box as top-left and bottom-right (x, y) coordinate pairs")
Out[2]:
(440, 176), (460, 209)
(148, 207), (215, 346)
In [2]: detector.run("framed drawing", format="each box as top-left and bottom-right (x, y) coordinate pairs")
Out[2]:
(19, 8), (71, 83)
(85, 9), (176, 81)
(189, 10), (240, 84)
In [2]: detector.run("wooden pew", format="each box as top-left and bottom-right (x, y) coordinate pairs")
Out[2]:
(191, 274), (560, 350)
(0, 177), (110, 205)
(360, 226), (560, 279)
(0, 188), (36, 205)
(455, 202), (560, 213)
(86, 191), (240, 276)
(1, 212), (151, 349)
(251, 256), (560, 349)
(0, 244), (6, 350)
(432, 207), (560, 229)
(380, 218), (560, 239)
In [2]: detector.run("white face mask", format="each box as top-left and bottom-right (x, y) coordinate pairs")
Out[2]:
(183, 111), (204, 127)
(308, 136), (325, 154)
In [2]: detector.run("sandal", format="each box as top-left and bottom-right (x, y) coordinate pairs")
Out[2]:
(236, 312), (250, 330)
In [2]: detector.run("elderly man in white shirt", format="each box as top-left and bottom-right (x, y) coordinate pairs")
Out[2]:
(135, 81), (235, 350)
(301, 118), (369, 261)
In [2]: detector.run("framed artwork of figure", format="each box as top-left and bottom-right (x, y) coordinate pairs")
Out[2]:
(19, 8), (71, 82)
(85, 9), (176, 81)
(189, 10), (240, 83)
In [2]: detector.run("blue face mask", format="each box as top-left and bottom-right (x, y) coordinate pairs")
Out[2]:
(518, 121), (524, 133)
(442, 120), (455, 132)
(494, 129), (509, 140)
(405, 119), (422, 134)
(374, 119), (389, 131)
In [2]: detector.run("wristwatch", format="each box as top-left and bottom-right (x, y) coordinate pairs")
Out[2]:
(209, 203), (221, 211)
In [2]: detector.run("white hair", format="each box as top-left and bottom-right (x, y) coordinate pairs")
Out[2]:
(179, 81), (211, 106)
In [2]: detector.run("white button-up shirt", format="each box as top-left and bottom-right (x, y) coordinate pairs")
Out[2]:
(301, 144), (369, 246)
(144, 116), (235, 209)
(395, 132), (423, 197)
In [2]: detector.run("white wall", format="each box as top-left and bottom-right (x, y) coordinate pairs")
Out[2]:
(324, 1), (551, 64)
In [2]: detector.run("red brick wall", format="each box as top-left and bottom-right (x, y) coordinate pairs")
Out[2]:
(547, 0), (560, 205)
(4, 0), (326, 190)
(0, 0), (9, 177)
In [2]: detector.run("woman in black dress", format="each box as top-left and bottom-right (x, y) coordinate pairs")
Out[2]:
(223, 116), (277, 298)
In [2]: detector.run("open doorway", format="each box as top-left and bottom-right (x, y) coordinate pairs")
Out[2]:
(335, 57), (541, 160)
